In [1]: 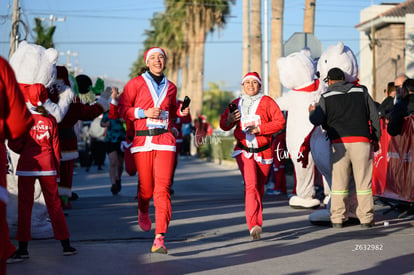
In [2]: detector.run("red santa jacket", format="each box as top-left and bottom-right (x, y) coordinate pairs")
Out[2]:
(0, 57), (34, 204)
(8, 111), (60, 179)
(118, 74), (181, 153)
(58, 97), (104, 161)
(220, 95), (285, 164)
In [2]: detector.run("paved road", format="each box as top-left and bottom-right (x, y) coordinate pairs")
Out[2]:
(7, 157), (414, 275)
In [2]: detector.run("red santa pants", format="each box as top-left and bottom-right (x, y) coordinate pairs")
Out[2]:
(17, 176), (70, 241)
(124, 147), (136, 176)
(0, 201), (16, 273)
(271, 133), (287, 193)
(134, 150), (175, 235)
(58, 159), (75, 197)
(236, 154), (271, 231)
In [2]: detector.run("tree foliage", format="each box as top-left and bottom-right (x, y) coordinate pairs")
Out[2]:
(202, 81), (235, 128)
(33, 17), (55, 48)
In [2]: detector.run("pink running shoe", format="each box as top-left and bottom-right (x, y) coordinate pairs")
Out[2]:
(138, 210), (151, 232)
(151, 236), (168, 254)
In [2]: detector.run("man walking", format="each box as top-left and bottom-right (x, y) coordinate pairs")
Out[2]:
(309, 67), (381, 228)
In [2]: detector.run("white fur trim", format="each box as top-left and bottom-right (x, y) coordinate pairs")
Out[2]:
(16, 170), (57, 176)
(131, 144), (176, 153)
(242, 74), (262, 85)
(43, 86), (75, 123)
(111, 98), (118, 106)
(145, 48), (165, 64)
(142, 73), (169, 107)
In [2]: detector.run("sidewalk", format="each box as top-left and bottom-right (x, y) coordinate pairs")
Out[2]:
(7, 157), (414, 275)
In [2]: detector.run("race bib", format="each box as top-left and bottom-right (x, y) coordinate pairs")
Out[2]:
(241, 114), (261, 132)
(146, 110), (169, 129)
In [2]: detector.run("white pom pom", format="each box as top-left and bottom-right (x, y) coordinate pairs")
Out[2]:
(37, 101), (42, 106)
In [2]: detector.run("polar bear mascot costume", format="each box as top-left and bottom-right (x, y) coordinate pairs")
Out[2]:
(276, 49), (322, 209)
(309, 41), (359, 225)
(7, 41), (74, 238)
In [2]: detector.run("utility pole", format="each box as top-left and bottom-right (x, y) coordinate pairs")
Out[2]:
(303, 0), (316, 34)
(371, 27), (377, 101)
(250, 0), (262, 76)
(9, 0), (20, 59)
(243, 0), (250, 74)
(269, 0), (284, 99)
(60, 50), (79, 75)
(263, 0), (269, 95)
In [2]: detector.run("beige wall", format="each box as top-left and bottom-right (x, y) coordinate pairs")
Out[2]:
(374, 23), (406, 101)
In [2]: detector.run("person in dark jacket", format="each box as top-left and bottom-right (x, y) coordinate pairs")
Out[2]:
(378, 82), (396, 120)
(387, 78), (414, 136)
(309, 67), (381, 229)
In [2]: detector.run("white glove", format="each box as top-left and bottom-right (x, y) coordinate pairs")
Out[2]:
(100, 86), (112, 100)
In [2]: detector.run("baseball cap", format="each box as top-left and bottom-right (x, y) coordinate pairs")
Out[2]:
(324, 67), (345, 83)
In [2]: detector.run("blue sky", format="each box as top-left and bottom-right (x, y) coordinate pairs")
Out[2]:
(0, 0), (403, 92)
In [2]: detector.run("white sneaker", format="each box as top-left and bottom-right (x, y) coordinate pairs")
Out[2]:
(250, 225), (262, 241)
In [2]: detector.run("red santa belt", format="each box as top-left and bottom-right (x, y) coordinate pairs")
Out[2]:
(237, 142), (270, 153)
(136, 129), (168, 136)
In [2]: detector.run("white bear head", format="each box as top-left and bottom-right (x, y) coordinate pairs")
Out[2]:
(10, 41), (58, 88)
(317, 41), (358, 87)
(277, 48), (316, 89)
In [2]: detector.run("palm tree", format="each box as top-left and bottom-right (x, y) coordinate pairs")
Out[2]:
(130, 0), (235, 114)
(250, 0), (262, 75)
(130, 3), (186, 86)
(182, 0), (235, 116)
(270, 0), (284, 99)
(33, 17), (55, 48)
(242, 0), (250, 75)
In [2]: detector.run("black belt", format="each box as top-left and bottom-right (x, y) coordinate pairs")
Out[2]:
(136, 128), (168, 136)
(237, 142), (270, 153)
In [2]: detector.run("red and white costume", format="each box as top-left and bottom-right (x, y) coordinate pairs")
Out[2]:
(0, 57), (33, 271)
(57, 96), (107, 198)
(276, 49), (323, 209)
(8, 43), (75, 239)
(171, 99), (192, 175)
(109, 99), (136, 176)
(7, 83), (70, 243)
(220, 94), (285, 232)
(118, 73), (183, 235)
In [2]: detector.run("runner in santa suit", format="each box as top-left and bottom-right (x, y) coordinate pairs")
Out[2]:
(52, 70), (110, 208)
(0, 57), (34, 271)
(7, 83), (77, 259)
(118, 47), (190, 254)
(170, 98), (192, 194)
(109, 92), (137, 177)
(220, 72), (285, 241)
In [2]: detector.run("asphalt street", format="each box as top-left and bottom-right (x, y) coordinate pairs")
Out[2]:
(7, 156), (414, 275)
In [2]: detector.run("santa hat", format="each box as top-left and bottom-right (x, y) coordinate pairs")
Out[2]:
(27, 83), (48, 106)
(145, 47), (166, 65)
(241, 72), (262, 85)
